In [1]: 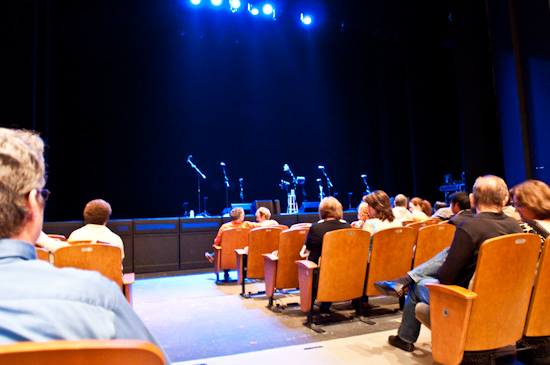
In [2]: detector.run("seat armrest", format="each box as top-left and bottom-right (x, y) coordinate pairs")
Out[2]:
(235, 249), (247, 256)
(425, 283), (478, 364)
(295, 260), (318, 270)
(262, 253), (278, 262)
(122, 273), (135, 285)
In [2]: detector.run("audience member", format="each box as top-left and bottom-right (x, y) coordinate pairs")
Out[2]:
(409, 197), (431, 221)
(374, 190), (474, 298)
(385, 175), (522, 352)
(362, 190), (402, 235)
(68, 199), (124, 259)
(302, 197), (350, 313)
(430, 201), (453, 220)
(351, 202), (369, 228)
(392, 194), (413, 222)
(35, 231), (69, 252)
(255, 207), (279, 226)
(204, 207), (261, 275)
(510, 179), (550, 243)
(0, 128), (170, 363)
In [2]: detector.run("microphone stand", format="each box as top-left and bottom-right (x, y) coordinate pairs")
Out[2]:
(318, 166), (333, 196)
(221, 163), (230, 213)
(239, 178), (244, 203)
(316, 178), (325, 202)
(361, 174), (371, 196)
(187, 156), (206, 215)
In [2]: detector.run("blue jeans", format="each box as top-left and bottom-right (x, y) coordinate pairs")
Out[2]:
(398, 278), (439, 343)
(408, 247), (449, 282)
(397, 247), (450, 343)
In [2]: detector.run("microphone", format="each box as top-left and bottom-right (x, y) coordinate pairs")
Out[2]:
(239, 178), (243, 182)
(283, 164), (289, 172)
(316, 178), (322, 183)
(220, 162), (225, 166)
(318, 165), (324, 169)
(187, 155), (193, 163)
(361, 174), (366, 178)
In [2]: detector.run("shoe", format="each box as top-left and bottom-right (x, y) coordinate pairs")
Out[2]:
(205, 252), (214, 263)
(388, 335), (415, 352)
(374, 275), (413, 298)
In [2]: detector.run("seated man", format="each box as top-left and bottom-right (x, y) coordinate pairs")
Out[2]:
(204, 207), (261, 269)
(383, 176), (521, 352)
(375, 191), (474, 298)
(0, 128), (170, 364)
(68, 199), (124, 260)
(392, 194), (413, 222)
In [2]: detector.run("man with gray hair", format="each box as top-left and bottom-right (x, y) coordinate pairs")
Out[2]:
(0, 128), (170, 363)
(392, 194), (413, 222)
(387, 175), (522, 352)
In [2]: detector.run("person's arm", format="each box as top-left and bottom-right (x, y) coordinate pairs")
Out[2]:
(437, 228), (475, 284)
(35, 231), (70, 252)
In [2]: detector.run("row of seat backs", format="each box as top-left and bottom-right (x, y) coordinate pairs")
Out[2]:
(426, 233), (544, 364)
(304, 224), (454, 306)
(214, 225), (303, 276)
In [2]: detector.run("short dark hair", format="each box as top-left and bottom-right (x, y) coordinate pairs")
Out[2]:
(449, 191), (470, 211)
(83, 199), (112, 225)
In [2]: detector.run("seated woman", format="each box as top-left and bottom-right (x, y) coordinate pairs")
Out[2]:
(255, 207), (279, 227)
(351, 202), (369, 228)
(510, 179), (550, 244)
(362, 190), (402, 234)
(409, 197), (432, 222)
(302, 196), (350, 313)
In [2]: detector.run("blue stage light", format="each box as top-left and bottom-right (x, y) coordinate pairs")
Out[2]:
(301, 13), (312, 25)
(251, 8), (259, 15)
(190, 0), (201, 5)
(230, 0), (241, 11)
(211, 0), (222, 6)
(262, 3), (273, 15)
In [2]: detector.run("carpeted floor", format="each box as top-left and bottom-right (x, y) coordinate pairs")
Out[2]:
(133, 270), (407, 363)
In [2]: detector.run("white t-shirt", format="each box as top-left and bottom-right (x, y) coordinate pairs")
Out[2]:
(68, 224), (125, 259)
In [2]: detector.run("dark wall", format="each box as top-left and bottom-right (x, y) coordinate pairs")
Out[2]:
(4, 0), (465, 221)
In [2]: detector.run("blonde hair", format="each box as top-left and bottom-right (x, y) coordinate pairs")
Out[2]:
(256, 207), (271, 220)
(319, 196), (343, 220)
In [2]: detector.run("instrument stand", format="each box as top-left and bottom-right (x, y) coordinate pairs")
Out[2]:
(287, 189), (298, 214)
(348, 192), (354, 211)
(197, 196), (210, 217)
(182, 202), (189, 217)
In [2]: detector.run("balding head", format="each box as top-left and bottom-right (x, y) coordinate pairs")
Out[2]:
(472, 175), (509, 211)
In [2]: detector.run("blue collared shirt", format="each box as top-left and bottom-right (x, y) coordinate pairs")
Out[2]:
(0, 239), (170, 364)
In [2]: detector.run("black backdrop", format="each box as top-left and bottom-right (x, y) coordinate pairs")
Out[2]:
(4, 0), (465, 221)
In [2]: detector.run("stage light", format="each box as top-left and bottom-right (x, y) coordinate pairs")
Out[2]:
(248, 3), (259, 15)
(301, 13), (312, 25)
(262, 3), (273, 15)
(229, 0), (241, 11)
(211, 0), (222, 5)
(190, 0), (201, 5)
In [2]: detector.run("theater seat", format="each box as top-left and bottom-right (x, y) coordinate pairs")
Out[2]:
(422, 233), (540, 365)
(296, 228), (370, 332)
(0, 340), (164, 365)
(213, 227), (251, 283)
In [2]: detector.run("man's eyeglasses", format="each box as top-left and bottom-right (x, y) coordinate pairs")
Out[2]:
(37, 189), (50, 201)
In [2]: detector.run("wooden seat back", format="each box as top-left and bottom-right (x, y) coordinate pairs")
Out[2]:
(246, 226), (284, 279)
(427, 233), (540, 364)
(412, 223), (456, 268)
(264, 228), (309, 298)
(316, 229), (371, 302)
(35, 247), (50, 262)
(215, 227), (250, 274)
(54, 243), (123, 290)
(0, 340), (164, 365)
(274, 224), (289, 230)
(291, 223), (312, 229)
(406, 219), (440, 230)
(524, 236), (550, 337)
(47, 234), (67, 241)
(366, 226), (417, 296)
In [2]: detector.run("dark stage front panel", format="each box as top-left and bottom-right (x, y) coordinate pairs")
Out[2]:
(133, 218), (180, 273)
(179, 218), (220, 270)
(107, 219), (133, 273)
(42, 221), (84, 238)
